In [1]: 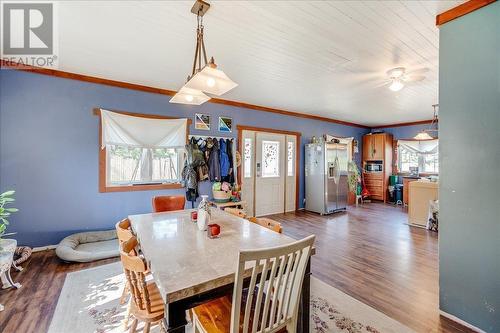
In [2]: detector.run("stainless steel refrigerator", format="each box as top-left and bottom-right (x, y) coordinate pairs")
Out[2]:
(305, 142), (348, 214)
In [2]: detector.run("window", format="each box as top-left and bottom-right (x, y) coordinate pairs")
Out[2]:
(287, 141), (294, 177)
(397, 139), (439, 174)
(262, 140), (280, 178)
(398, 146), (420, 172)
(107, 146), (183, 186)
(98, 109), (188, 192)
(423, 153), (439, 173)
(244, 138), (252, 178)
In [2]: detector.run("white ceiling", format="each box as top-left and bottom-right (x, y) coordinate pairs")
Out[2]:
(56, 1), (463, 127)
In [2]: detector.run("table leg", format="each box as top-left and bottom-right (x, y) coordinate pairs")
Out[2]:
(297, 257), (311, 333)
(164, 301), (187, 333)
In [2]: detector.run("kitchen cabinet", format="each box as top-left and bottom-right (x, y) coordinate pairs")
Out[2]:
(408, 180), (438, 227)
(362, 133), (393, 202)
(364, 172), (384, 201)
(363, 133), (386, 161)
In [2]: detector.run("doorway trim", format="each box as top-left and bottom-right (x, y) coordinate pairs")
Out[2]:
(237, 125), (301, 212)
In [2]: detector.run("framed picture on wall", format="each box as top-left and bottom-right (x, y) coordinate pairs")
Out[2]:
(218, 116), (232, 133)
(195, 113), (210, 130)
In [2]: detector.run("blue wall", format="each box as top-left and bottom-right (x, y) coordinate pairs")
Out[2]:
(439, 2), (499, 332)
(0, 70), (369, 246)
(371, 123), (438, 140)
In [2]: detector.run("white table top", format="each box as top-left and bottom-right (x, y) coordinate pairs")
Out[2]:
(129, 209), (299, 304)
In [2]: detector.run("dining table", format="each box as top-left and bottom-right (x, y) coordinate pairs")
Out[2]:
(129, 208), (313, 333)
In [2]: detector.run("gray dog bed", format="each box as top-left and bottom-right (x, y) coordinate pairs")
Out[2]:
(55, 230), (119, 263)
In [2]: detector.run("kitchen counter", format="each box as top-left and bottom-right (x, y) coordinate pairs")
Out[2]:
(408, 179), (439, 228)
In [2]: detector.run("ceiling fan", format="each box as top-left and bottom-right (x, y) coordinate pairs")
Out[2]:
(386, 67), (426, 92)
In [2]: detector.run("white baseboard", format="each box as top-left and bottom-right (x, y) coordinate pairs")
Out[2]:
(32, 245), (57, 252)
(439, 310), (486, 333)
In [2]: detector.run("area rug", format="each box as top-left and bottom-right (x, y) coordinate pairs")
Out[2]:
(48, 263), (413, 333)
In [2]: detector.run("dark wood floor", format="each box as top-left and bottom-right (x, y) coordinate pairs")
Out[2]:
(0, 203), (471, 333)
(270, 203), (472, 333)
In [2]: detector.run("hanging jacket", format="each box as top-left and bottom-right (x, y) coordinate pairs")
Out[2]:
(182, 142), (198, 191)
(219, 138), (230, 178)
(226, 139), (234, 183)
(190, 137), (205, 168)
(190, 137), (208, 181)
(208, 139), (221, 181)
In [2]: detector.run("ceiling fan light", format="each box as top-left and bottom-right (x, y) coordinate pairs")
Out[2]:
(169, 86), (210, 105)
(184, 65), (238, 96)
(388, 67), (406, 78)
(389, 80), (404, 92)
(413, 131), (434, 140)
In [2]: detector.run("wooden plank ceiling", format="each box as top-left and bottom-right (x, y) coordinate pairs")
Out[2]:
(54, 1), (464, 126)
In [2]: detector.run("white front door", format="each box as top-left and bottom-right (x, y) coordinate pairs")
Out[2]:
(255, 132), (286, 216)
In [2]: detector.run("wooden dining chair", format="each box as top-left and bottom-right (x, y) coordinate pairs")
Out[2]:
(152, 195), (186, 213)
(248, 217), (283, 234)
(192, 235), (315, 333)
(116, 218), (134, 244)
(120, 237), (165, 333)
(225, 207), (247, 219)
(116, 218), (136, 304)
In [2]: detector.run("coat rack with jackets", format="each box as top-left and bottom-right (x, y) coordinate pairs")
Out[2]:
(182, 135), (237, 207)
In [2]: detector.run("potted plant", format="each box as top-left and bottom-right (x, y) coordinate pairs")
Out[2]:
(347, 161), (361, 194)
(212, 182), (232, 203)
(0, 191), (18, 248)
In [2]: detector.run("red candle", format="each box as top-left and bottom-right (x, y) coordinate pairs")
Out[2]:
(207, 223), (221, 238)
(191, 211), (198, 222)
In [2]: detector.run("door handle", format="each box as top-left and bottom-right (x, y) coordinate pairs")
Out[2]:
(256, 162), (261, 177)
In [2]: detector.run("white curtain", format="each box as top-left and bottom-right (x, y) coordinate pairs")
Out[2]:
(398, 139), (438, 155)
(100, 109), (187, 149)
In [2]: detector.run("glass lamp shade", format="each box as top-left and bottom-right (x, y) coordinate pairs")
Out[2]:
(413, 131), (434, 140)
(389, 79), (404, 92)
(184, 66), (238, 96)
(169, 86), (210, 105)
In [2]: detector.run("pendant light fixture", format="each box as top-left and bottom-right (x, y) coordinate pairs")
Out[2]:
(414, 104), (439, 140)
(170, 0), (237, 105)
(169, 86), (210, 105)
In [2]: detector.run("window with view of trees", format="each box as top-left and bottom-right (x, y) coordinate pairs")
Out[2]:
(397, 139), (439, 174)
(107, 145), (184, 186)
(98, 109), (188, 192)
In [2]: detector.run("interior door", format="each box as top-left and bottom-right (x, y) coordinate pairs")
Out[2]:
(255, 132), (286, 216)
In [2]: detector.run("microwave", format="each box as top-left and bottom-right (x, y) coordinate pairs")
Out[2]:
(366, 163), (383, 172)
